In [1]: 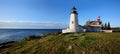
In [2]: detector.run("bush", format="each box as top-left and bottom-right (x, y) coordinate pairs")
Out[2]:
(24, 35), (40, 41)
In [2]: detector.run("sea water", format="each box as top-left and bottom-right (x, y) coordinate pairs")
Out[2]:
(0, 29), (61, 43)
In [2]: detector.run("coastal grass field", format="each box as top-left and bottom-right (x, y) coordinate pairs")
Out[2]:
(0, 32), (120, 54)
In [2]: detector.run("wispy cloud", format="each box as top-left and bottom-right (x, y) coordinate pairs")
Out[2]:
(0, 21), (67, 29)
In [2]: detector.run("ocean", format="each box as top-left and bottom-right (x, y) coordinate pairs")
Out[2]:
(0, 29), (61, 43)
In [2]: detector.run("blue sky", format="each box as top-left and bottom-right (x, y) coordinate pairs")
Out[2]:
(0, 0), (120, 29)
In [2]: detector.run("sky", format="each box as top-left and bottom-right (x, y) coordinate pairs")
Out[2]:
(0, 0), (120, 29)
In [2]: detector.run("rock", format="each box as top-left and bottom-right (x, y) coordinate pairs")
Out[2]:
(68, 45), (72, 50)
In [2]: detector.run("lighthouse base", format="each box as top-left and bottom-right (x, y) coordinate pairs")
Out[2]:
(62, 29), (76, 33)
(62, 28), (86, 33)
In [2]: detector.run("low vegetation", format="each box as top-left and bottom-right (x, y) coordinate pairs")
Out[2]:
(0, 32), (120, 54)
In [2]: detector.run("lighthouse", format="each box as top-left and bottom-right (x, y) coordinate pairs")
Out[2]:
(62, 6), (81, 33)
(69, 6), (79, 32)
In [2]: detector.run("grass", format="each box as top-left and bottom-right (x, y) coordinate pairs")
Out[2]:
(0, 32), (120, 54)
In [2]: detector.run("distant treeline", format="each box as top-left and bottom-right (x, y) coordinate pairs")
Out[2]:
(102, 22), (120, 32)
(111, 27), (120, 32)
(102, 22), (111, 30)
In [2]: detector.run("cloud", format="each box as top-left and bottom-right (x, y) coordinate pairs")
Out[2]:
(0, 21), (67, 29)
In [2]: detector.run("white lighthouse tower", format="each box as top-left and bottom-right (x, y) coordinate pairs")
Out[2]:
(62, 6), (80, 33)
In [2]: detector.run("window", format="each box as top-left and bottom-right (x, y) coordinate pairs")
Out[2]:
(72, 21), (74, 24)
